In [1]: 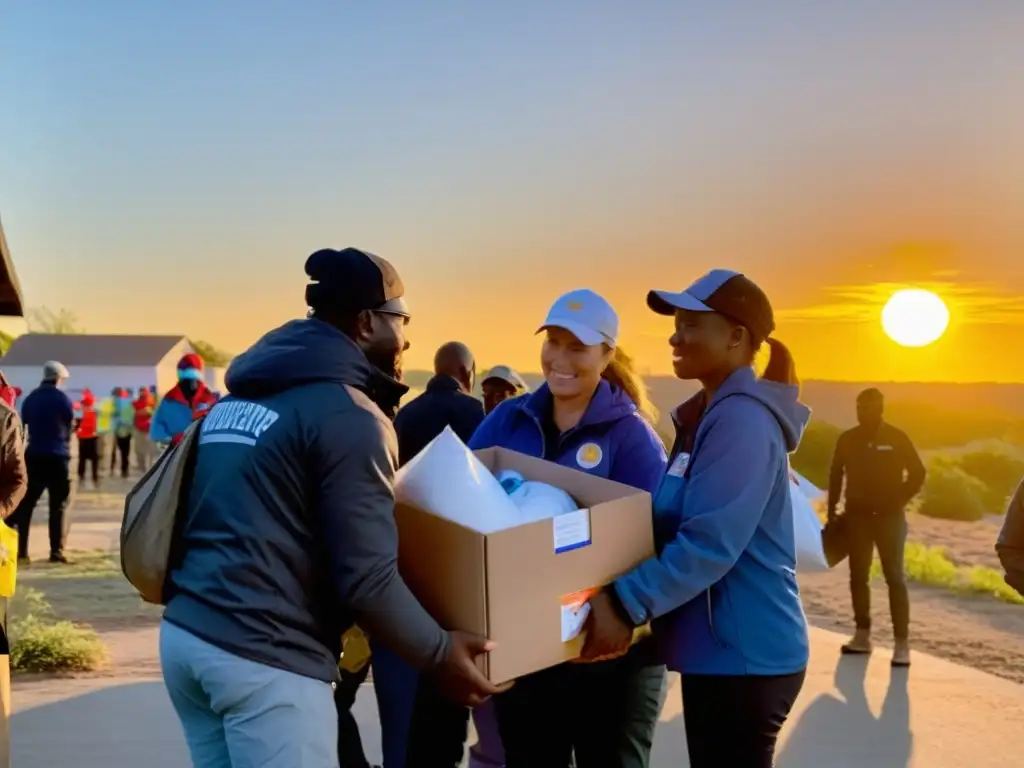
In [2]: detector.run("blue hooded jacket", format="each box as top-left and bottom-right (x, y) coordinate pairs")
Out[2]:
(469, 379), (667, 496)
(613, 366), (811, 677)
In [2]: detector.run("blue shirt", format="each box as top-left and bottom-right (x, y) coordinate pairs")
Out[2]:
(19, 381), (75, 458)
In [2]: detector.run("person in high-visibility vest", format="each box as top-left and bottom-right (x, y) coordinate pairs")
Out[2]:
(95, 388), (118, 478)
(76, 390), (101, 489)
(132, 387), (156, 473)
(111, 388), (135, 479)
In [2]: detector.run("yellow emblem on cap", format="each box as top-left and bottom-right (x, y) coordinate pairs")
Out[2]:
(566, 301), (583, 311)
(576, 442), (603, 470)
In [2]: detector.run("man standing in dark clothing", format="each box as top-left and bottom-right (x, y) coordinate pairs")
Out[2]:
(828, 388), (925, 667)
(9, 361), (75, 564)
(395, 341), (484, 463)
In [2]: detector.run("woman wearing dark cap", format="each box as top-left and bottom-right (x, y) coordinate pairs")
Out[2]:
(582, 270), (811, 767)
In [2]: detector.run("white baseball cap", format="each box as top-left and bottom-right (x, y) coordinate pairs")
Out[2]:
(43, 360), (70, 380)
(537, 289), (619, 348)
(482, 365), (529, 392)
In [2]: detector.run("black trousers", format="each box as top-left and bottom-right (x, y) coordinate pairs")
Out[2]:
(405, 677), (469, 768)
(682, 670), (806, 768)
(336, 662), (371, 768)
(406, 643), (666, 768)
(494, 648), (665, 768)
(8, 455), (72, 558)
(111, 435), (131, 478)
(846, 512), (909, 638)
(78, 437), (100, 483)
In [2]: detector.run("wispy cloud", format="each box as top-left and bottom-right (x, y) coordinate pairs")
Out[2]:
(775, 282), (1024, 325)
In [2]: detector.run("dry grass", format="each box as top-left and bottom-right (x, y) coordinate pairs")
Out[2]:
(16, 550), (163, 632)
(800, 511), (1024, 684)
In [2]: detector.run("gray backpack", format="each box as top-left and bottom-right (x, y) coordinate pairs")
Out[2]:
(120, 417), (205, 604)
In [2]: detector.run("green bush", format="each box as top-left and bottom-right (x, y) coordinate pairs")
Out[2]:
(873, 542), (1024, 605)
(957, 449), (1024, 513)
(792, 420), (842, 489)
(8, 588), (109, 673)
(918, 457), (988, 522)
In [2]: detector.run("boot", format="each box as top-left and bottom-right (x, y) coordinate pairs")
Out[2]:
(841, 628), (872, 655)
(891, 638), (911, 667)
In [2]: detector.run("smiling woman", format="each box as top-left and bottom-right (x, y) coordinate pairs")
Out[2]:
(881, 289), (950, 347)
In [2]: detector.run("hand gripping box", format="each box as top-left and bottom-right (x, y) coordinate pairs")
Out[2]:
(394, 447), (654, 684)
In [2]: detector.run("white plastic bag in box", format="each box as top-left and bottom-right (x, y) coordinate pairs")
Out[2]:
(496, 469), (578, 524)
(393, 426), (521, 533)
(789, 468), (829, 572)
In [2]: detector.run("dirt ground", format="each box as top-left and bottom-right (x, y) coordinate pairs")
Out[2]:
(800, 511), (1024, 684)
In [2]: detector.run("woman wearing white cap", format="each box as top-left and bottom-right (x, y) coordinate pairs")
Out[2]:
(581, 270), (811, 767)
(407, 289), (668, 767)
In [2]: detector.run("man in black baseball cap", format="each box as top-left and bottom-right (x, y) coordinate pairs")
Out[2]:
(305, 247), (412, 407)
(159, 247), (507, 767)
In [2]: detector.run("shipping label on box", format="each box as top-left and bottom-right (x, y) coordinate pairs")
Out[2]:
(553, 509), (592, 554)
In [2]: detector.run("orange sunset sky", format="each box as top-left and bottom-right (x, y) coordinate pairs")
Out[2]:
(2, 4), (1022, 382)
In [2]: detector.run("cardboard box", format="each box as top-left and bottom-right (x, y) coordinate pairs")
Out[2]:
(394, 447), (655, 684)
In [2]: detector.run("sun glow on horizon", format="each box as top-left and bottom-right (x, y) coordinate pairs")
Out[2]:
(881, 289), (950, 347)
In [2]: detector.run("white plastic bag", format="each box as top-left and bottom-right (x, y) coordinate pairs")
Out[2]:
(789, 468), (829, 572)
(394, 427), (521, 533)
(496, 469), (579, 524)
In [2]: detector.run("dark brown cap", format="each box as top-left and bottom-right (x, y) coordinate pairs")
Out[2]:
(648, 269), (774, 345)
(304, 248), (409, 317)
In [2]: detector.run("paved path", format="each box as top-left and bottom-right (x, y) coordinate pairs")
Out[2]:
(11, 500), (1024, 765)
(11, 625), (1024, 767)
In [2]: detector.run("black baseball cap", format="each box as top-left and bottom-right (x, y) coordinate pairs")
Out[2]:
(647, 269), (775, 345)
(305, 248), (410, 317)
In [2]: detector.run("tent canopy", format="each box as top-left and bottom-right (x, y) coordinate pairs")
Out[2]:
(0, 216), (24, 317)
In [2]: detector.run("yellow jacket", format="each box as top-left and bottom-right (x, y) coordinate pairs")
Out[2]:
(340, 626), (371, 673)
(96, 397), (116, 434)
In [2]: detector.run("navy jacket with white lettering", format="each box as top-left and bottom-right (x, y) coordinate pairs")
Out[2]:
(162, 318), (450, 683)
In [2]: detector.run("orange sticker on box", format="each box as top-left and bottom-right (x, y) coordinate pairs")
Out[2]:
(561, 587), (600, 642)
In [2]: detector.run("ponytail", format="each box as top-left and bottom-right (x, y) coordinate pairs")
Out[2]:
(602, 345), (659, 425)
(760, 338), (799, 389)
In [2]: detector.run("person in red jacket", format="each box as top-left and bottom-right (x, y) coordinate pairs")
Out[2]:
(150, 354), (218, 447)
(132, 387), (156, 472)
(76, 390), (101, 489)
(0, 371), (20, 410)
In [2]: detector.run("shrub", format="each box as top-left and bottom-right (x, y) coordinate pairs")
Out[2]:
(792, 420), (843, 489)
(918, 458), (988, 522)
(958, 449), (1024, 513)
(8, 588), (109, 673)
(872, 542), (1024, 605)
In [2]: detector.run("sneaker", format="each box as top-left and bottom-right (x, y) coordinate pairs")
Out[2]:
(840, 628), (872, 655)
(17, 556), (30, 567)
(891, 639), (911, 667)
(48, 552), (71, 564)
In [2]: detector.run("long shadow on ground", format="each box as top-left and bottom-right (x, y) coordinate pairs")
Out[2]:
(777, 657), (913, 767)
(12, 681), (189, 768)
(9, 660), (915, 768)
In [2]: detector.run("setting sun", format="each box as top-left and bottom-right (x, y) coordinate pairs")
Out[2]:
(881, 289), (950, 347)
